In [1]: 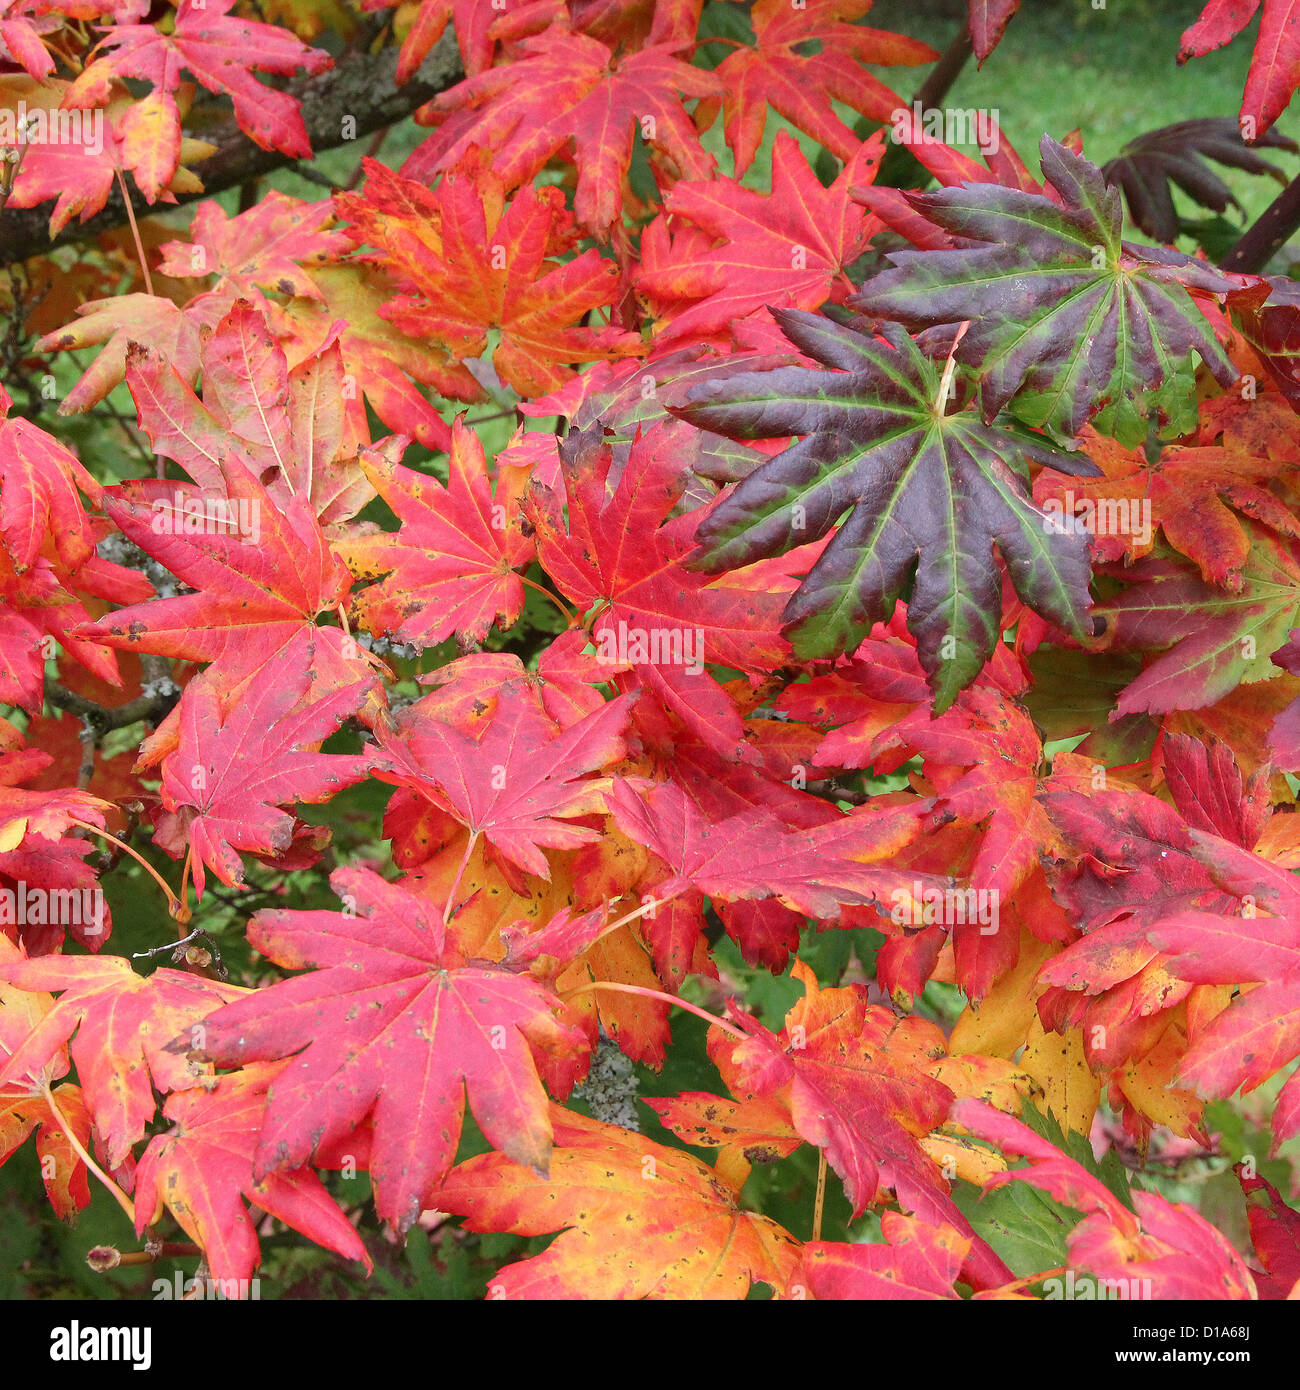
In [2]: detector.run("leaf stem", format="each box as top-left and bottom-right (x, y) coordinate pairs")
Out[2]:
(935, 320), (970, 415)
(114, 166), (154, 299)
(42, 1082), (136, 1226)
(518, 574), (575, 626)
(443, 829), (481, 923)
(176, 849), (194, 929)
(582, 889), (683, 954)
(66, 818), (185, 921)
(992, 1265), (1066, 1294)
(813, 1149), (827, 1241)
(560, 980), (751, 1042)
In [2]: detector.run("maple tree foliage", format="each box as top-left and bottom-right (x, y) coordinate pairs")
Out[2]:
(9, 0), (1300, 1318)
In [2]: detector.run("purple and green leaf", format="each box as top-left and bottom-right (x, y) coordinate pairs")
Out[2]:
(852, 137), (1240, 447)
(673, 308), (1098, 711)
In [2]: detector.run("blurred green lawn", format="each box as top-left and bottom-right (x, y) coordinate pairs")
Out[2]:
(863, 0), (1295, 228)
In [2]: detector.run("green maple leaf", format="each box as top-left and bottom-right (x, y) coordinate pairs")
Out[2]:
(674, 308), (1099, 711)
(851, 136), (1240, 447)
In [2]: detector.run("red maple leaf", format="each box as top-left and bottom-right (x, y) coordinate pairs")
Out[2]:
(1238, 1164), (1300, 1298)
(798, 1213), (970, 1300)
(956, 1098), (1258, 1298)
(361, 0), (499, 80)
(0, 935), (91, 1219)
(1180, 0), (1300, 138)
(0, 0), (56, 80)
(76, 456), (361, 692)
(150, 649), (377, 899)
(185, 866), (587, 1235)
(156, 192), (351, 303)
(124, 298), (379, 525)
(0, 950), (244, 1168)
(133, 1061), (372, 1288)
(36, 293), (203, 415)
(1034, 415), (1300, 592)
(336, 156), (639, 397)
(710, 0), (934, 175)
(418, 28), (722, 237)
(605, 777), (923, 982)
(637, 132), (885, 346)
(1147, 832), (1300, 1148)
(66, 0), (331, 194)
(339, 415), (535, 648)
(373, 680), (635, 882)
(0, 382), (102, 574)
(0, 540), (151, 716)
(0, 743), (121, 954)
(714, 964), (1014, 1291)
(524, 422), (790, 757)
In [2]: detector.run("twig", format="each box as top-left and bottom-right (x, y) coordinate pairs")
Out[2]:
(1, 30), (463, 264)
(1222, 170), (1300, 272)
(46, 680), (179, 732)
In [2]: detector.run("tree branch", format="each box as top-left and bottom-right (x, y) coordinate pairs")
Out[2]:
(1222, 169), (1300, 272)
(1, 32), (463, 265)
(46, 654), (181, 731)
(875, 25), (977, 190)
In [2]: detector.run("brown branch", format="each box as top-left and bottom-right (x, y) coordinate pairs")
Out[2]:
(1, 31), (462, 265)
(875, 25), (977, 190)
(912, 27), (977, 114)
(46, 654), (181, 731)
(1222, 170), (1300, 272)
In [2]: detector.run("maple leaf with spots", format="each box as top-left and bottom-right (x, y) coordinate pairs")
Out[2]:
(149, 647), (377, 899)
(435, 1105), (803, 1299)
(132, 1061), (372, 1288)
(0, 950), (244, 1169)
(338, 416), (535, 649)
(372, 681), (635, 883)
(182, 867), (587, 1236)
(336, 156), (639, 397)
